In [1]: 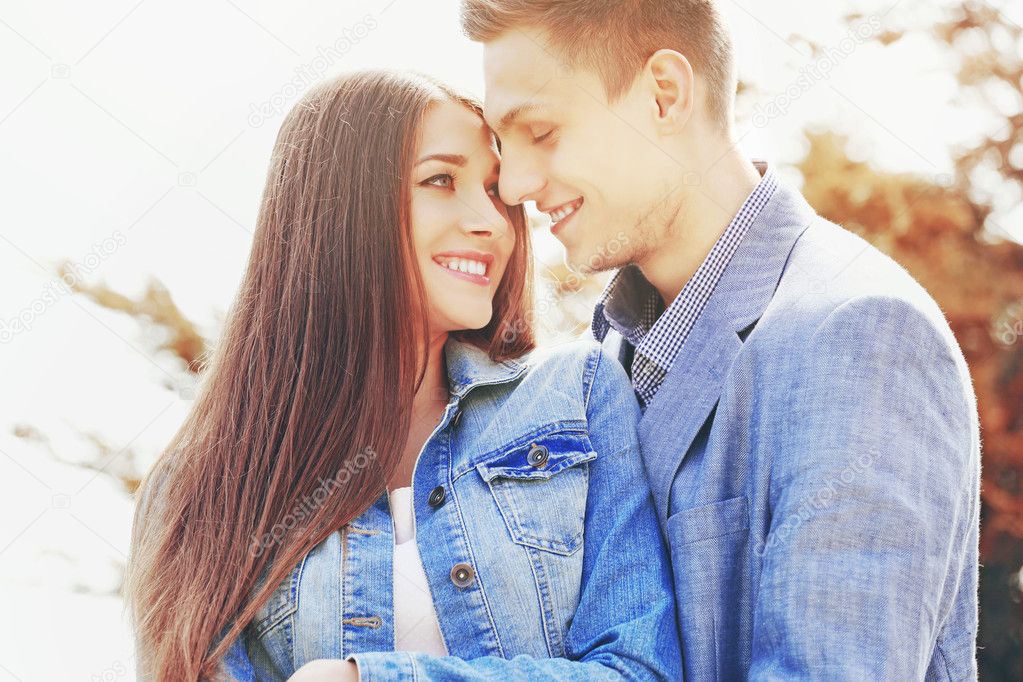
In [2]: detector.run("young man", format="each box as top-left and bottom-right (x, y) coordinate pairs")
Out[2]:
(462, 1), (980, 679)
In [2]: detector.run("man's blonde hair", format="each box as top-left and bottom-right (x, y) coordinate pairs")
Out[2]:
(461, 0), (736, 131)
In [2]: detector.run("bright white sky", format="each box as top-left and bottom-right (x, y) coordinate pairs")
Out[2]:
(0, 0), (1019, 679)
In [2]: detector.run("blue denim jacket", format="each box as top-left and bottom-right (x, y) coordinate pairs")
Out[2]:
(215, 338), (680, 681)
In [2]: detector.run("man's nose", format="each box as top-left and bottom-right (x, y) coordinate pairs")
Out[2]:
(498, 151), (546, 206)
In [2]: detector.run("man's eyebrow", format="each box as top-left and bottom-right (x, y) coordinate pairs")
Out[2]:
(415, 153), (468, 166)
(494, 102), (546, 134)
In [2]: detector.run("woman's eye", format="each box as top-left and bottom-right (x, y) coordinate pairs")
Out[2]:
(487, 183), (500, 198)
(423, 173), (453, 188)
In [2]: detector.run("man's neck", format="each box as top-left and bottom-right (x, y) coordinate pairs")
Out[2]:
(639, 150), (762, 306)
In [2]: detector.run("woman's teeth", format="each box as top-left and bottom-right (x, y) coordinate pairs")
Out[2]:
(436, 257), (488, 276)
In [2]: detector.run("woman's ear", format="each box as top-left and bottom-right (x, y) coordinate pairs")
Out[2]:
(645, 49), (695, 133)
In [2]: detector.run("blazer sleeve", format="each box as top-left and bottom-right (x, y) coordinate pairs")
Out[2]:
(749, 294), (980, 680)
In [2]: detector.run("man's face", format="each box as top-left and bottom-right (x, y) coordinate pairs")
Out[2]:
(482, 28), (682, 273)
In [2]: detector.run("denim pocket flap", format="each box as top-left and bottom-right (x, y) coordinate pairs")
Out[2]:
(476, 432), (596, 482)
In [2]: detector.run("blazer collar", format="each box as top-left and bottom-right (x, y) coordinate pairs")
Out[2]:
(698, 171), (816, 337)
(639, 175), (817, 518)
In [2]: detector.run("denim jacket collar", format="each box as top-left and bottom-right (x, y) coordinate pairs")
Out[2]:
(444, 337), (527, 398)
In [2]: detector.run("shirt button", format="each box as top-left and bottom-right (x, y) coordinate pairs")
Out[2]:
(526, 443), (549, 468)
(450, 562), (475, 588)
(428, 485), (446, 508)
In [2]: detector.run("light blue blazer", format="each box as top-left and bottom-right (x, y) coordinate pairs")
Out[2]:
(602, 178), (981, 680)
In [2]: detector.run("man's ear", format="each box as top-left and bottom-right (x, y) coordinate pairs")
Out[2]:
(644, 49), (695, 132)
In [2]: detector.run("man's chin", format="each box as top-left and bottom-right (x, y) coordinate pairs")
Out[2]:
(562, 249), (590, 275)
(565, 255), (606, 276)
(563, 246), (622, 276)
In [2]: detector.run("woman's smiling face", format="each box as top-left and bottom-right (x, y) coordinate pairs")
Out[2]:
(410, 99), (516, 335)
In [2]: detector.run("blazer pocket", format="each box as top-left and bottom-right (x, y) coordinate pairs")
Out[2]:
(476, 430), (596, 556)
(668, 495), (749, 546)
(666, 495), (750, 679)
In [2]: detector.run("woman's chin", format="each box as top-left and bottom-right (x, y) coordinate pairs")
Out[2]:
(441, 308), (494, 334)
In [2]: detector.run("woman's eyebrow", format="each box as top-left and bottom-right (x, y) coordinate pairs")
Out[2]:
(415, 153), (467, 166)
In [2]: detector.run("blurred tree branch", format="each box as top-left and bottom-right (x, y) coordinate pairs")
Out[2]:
(56, 266), (211, 374)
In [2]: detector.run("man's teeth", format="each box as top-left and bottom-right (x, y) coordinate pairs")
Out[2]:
(548, 201), (580, 223)
(438, 257), (488, 276)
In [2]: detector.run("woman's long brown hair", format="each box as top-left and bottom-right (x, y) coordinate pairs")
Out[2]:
(124, 69), (534, 681)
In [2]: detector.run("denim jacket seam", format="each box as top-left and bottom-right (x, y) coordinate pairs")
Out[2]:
(582, 346), (602, 414)
(522, 545), (559, 657)
(251, 554), (308, 641)
(339, 525), (347, 660)
(399, 651), (418, 682)
(446, 444), (507, 658)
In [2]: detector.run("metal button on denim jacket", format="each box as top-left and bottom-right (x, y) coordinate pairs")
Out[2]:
(215, 337), (681, 681)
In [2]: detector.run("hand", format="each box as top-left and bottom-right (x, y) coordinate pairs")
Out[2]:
(287, 659), (359, 682)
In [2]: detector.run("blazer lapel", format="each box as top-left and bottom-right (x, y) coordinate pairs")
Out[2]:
(639, 180), (816, 519)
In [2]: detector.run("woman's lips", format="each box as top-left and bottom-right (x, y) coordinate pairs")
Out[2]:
(434, 260), (491, 285)
(432, 251), (495, 286)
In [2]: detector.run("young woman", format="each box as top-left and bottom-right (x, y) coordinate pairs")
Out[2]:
(125, 70), (679, 682)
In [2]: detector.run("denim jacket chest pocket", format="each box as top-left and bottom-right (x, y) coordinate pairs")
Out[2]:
(476, 430), (596, 556)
